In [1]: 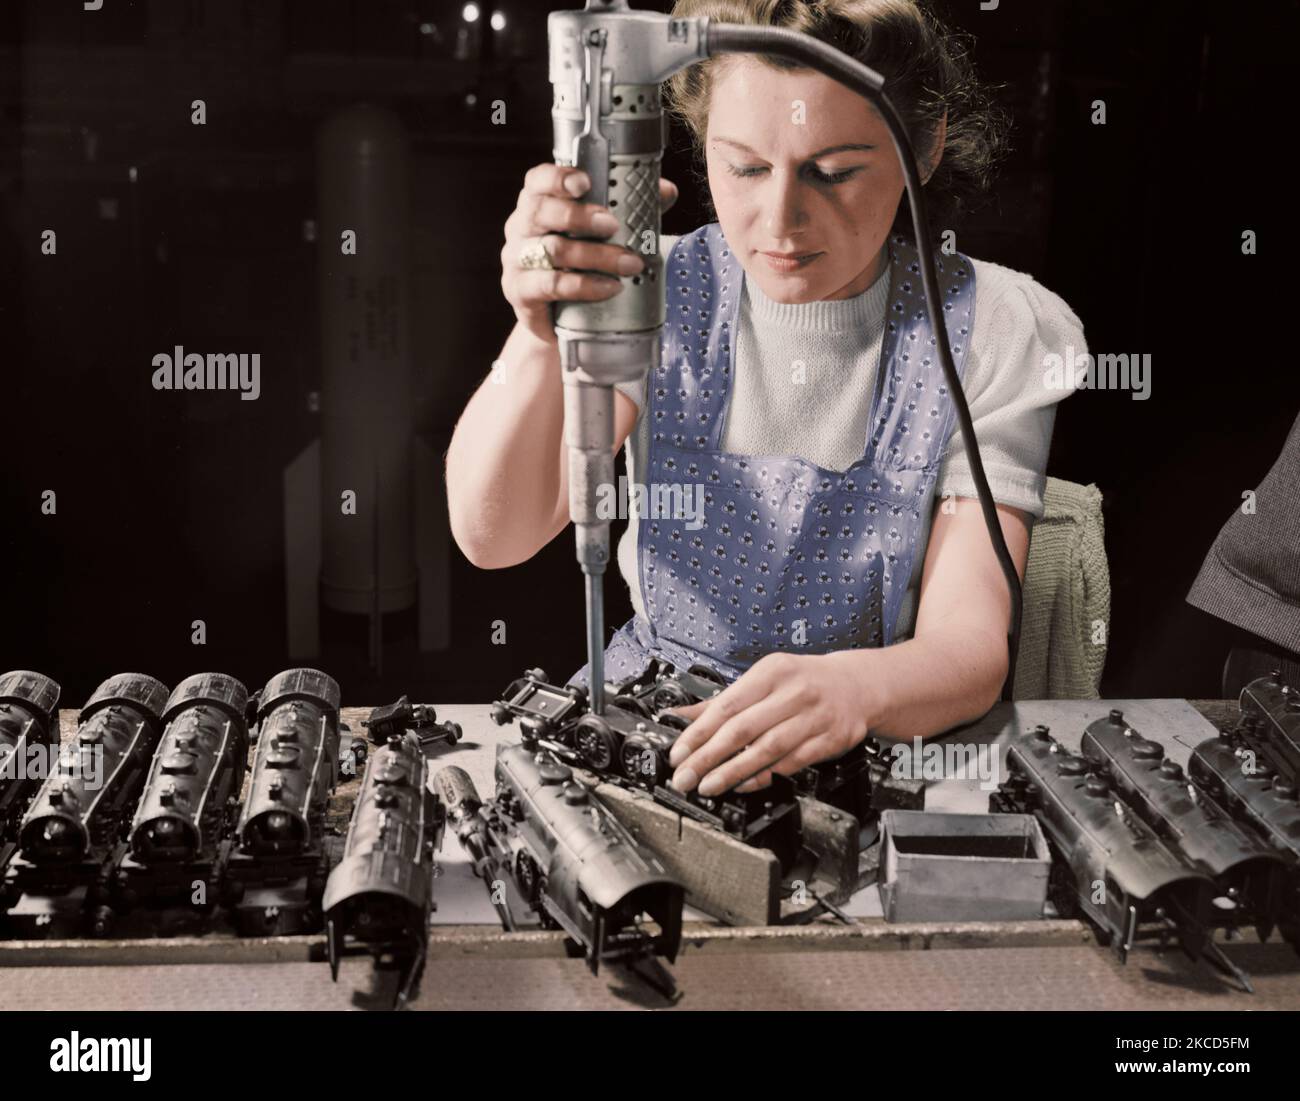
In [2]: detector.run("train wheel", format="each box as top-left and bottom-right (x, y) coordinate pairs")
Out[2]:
(651, 682), (691, 711)
(533, 871), (559, 930)
(516, 851), (542, 903)
(620, 736), (665, 788)
(574, 716), (617, 772)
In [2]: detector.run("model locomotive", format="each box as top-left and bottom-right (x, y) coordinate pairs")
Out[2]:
(1186, 672), (1300, 954)
(491, 661), (923, 897)
(992, 711), (1300, 992)
(225, 667), (343, 935)
(324, 731), (444, 1008)
(435, 745), (684, 994)
(1082, 709), (1289, 948)
(100, 672), (251, 932)
(0, 673), (171, 938)
(0, 671), (62, 868)
(492, 667), (802, 867)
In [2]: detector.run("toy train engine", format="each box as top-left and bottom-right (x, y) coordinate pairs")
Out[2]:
(1234, 673), (1300, 789)
(492, 669), (802, 867)
(991, 723), (1237, 980)
(435, 746), (684, 988)
(0, 673), (170, 937)
(1082, 709), (1290, 951)
(0, 671), (62, 868)
(1190, 732), (1300, 953)
(110, 673), (251, 926)
(362, 696), (462, 751)
(609, 658), (726, 712)
(225, 668), (341, 935)
(611, 659), (921, 833)
(324, 732), (444, 1009)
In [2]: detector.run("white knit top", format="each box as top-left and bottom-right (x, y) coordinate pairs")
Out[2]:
(614, 233), (1086, 642)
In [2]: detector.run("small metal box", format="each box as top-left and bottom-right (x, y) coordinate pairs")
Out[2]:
(878, 810), (1050, 923)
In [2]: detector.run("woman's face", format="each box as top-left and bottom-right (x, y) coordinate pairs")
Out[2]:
(705, 57), (916, 304)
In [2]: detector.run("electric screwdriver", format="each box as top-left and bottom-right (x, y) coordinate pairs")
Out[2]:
(549, 1), (707, 713)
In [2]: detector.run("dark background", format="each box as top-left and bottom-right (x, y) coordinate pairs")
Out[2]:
(0, 0), (1294, 708)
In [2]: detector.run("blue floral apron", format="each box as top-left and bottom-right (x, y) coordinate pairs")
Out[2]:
(568, 222), (976, 689)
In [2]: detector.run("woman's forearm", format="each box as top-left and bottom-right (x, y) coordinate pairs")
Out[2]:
(445, 321), (566, 568)
(843, 624), (1008, 742)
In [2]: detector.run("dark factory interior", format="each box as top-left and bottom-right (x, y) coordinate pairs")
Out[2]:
(0, 0), (1293, 709)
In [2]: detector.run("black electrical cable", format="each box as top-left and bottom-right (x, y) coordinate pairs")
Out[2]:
(706, 23), (1023, 702)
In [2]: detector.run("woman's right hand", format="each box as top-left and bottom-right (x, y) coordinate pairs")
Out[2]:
(501, 163), (678, 346)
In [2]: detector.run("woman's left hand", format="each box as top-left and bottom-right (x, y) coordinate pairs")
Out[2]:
(665, 651), (877, 795)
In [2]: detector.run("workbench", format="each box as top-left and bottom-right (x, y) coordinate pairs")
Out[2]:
(2, 697), (1299, 1011)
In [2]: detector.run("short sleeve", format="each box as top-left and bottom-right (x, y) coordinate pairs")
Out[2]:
(614, 376), (647, 411)
(614, 233), (680, 413)
(935, 262), (1087, 520)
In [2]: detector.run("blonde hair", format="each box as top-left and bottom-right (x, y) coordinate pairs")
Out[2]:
(665, 0), (1011, 238)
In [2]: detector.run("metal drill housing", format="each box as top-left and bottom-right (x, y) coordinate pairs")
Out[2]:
(548, 2), (710, 712)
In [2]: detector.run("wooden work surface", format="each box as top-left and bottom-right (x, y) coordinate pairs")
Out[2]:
(3, 696), (1299, 1010)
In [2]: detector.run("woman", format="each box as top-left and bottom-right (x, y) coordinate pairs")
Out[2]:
(446, 0), (1086, 797)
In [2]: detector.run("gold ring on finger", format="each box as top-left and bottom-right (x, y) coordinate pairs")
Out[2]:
(518, 237), (556, 271)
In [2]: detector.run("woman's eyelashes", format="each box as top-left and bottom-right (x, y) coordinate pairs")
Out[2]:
(725, 163), (862, 185)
